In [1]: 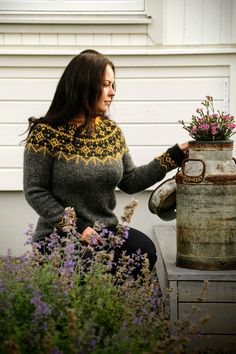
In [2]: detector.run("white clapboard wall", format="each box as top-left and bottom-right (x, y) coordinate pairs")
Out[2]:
(164, 0), (236, 45)
(0, 57), (231, 191)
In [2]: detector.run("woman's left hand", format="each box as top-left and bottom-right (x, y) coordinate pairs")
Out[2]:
(178, 141), (189, 155)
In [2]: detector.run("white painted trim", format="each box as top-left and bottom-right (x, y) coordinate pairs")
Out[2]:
(146, 0), (163, 45)
(0, 11), (151, 24)
(0, 46), (235, 56)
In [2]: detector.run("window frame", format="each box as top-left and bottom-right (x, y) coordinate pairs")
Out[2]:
(0, 0), (151, 24)
(0, 0), (145, 12)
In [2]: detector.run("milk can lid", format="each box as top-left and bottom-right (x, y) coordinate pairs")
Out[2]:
(148, 177), (176, 221)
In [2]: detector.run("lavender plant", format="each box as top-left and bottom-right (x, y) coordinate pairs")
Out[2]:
(0, 202), (203, 354)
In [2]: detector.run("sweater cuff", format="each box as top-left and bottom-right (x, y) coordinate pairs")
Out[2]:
(155, 144), (185, 172)
(76, 220), (92, 234)
(167, 143), (186, 167)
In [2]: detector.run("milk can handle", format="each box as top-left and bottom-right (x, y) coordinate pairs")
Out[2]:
(181, 158), (206, 183)
(233, 157), (236, 164)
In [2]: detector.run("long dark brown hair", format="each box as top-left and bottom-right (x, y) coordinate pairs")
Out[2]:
(24, 49), (115, 140)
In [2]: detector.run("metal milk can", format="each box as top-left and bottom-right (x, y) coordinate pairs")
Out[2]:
(175, 140), (236, 270)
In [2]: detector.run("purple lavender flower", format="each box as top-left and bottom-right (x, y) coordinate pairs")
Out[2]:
(24, 223), (36, 246)
(64, 242), (75, 254)
(133, 315), (144, 325)
(61, 259), (76, 274)
(50, 347), (64, 354)
(121, 226), (130, 239)
(0, 277), (4, 293)
(98, 227), (109, 238)
(30, 290), (51, 322)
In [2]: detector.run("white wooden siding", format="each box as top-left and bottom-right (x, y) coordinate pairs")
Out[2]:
(0, 59), (232, 191)
(0, 77), (227, 102)
(0, 0), (235, 191)
(1, 0), (235, 48)
(164, 0), (235, 45)
(0, 29), (149, 47)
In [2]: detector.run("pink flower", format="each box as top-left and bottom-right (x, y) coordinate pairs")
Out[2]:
(199, 124), (209, 130)
(190, 127), (197, 134)
(211, 125), (218, 135)
(179, 96), (235, 141)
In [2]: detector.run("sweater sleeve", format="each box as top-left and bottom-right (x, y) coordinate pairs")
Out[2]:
(118, 144), (185, 194)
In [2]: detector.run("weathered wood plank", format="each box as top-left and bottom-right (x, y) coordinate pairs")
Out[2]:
(169, 280), (178, 321)
(178, 281), (236, 302)
(187, 334), (236, 353)
(153, 235), (169, 298)
(179, 303), (236, 334)
(154, 224), (236, 352)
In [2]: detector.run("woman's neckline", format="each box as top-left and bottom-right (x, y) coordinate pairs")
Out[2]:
(69, 116), (102, 126)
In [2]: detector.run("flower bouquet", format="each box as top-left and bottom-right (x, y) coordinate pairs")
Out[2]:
(179, 96), (236, 141)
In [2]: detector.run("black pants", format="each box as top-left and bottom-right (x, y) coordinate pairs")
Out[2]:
(107, 225), (157, 277)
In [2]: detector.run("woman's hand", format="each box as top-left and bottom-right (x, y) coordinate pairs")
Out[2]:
(81, 226), (101, 244)
(178, 141), (189, 155)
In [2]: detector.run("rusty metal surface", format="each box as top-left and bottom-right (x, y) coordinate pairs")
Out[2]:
(205, 174), (236, 183)
(175, 172), (184, 184)
(166, 140), (236, 270)
(176, 182), (236, 270)
(177, 172), (236, 184)
(176, 254), (236, 270)
(189, 140), (233, 151)
(148, 177), (176, 220)
(181, 158), (206, 183)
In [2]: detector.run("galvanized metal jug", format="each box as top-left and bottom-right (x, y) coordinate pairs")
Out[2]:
(176, 140), (236, 270)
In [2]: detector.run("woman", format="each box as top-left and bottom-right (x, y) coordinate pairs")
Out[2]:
(24, 49), (188, 275)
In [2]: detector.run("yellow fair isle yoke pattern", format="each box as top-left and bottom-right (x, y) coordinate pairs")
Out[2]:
(26, 117), (128, 164)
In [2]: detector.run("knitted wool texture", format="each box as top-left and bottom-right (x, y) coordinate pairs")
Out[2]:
(24, 117), (184, 241)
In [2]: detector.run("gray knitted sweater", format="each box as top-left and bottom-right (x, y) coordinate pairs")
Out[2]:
(24, 117), (184, 241)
